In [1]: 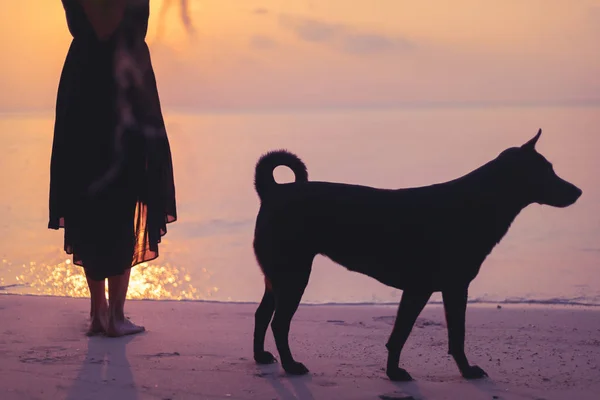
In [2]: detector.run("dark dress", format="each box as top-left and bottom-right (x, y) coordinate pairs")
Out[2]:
(49, 0), (177, 280)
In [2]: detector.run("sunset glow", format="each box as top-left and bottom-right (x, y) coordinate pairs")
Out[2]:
(0, 0), (598, 112)
(2, 256), (218, 300)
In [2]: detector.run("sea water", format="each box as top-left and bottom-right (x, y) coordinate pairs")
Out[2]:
(0, 105), (598, 305)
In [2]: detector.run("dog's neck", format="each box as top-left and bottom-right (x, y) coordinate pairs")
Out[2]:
(457, 157), (533, 246)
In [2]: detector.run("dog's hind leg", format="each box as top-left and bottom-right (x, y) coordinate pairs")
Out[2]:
(442, 286), (487, 379)
(271, 265), (312, 375)
(385, 289), (432, 381)
(254, 283), (277, 364)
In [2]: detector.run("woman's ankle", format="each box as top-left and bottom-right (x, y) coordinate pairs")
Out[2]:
(109, 307), (126, 322)
(91, 301), (108, 319)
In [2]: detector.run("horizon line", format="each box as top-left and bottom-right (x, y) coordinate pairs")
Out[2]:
(1, 99), (599, 117)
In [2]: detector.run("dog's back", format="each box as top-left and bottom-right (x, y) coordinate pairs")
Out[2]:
(253, 150), (519, 290)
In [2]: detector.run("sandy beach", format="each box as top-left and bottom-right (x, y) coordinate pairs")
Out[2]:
(1, 295), (599, 400)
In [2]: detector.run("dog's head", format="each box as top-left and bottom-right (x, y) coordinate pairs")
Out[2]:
(498, 129), (582, 208)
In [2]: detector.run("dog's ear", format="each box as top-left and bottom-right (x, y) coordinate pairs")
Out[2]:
(521, 129), (542, 150)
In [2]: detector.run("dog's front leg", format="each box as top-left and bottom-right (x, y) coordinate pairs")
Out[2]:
(385, 290), (431, 381)
(442, 286), (487, 379)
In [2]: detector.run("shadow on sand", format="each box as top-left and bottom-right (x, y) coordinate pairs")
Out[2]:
(66, 334), (140, 400)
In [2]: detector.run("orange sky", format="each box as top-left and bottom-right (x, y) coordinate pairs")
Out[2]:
(0, 0), (598, 112)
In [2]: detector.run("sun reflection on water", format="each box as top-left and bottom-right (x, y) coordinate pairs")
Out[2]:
(1, 258), (218, 300)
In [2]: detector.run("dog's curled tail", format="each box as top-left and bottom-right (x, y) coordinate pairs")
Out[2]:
(254, 150), (308, 201)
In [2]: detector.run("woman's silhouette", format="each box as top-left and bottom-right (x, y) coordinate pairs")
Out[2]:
(49, 0), (177, 336)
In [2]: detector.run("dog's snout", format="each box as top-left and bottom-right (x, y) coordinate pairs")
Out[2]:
(560, 183), (583, 207)
(541, 178), (582, 208)
(574, 186), (583, 199)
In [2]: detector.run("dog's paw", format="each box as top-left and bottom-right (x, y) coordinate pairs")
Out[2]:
(386, 367), (413, 382)
(461, 365), (488, 380)
(282, 361), (310, 375)
(254, 351), (277, 365)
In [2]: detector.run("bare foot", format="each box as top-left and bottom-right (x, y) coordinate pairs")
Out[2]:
(107, 317), (145, 337)
(86, 314), (107, 336)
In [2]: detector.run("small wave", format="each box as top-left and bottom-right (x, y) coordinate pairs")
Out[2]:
(1, 260), (598, 308)
(0, 284), (26, 291)
(306, 297), (600, 307)
(303, 297), (600, 307)
(5, 293), (597, 308)
(2, 281), (599, 307)
(467, 296), (600, 307)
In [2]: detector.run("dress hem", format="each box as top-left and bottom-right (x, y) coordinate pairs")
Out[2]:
(48, 216), (177, 270)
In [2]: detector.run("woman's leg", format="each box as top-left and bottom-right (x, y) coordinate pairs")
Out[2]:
(107, 268), (145, 337)
(86, 275), (98, 318)
(85, 271), (108, 336)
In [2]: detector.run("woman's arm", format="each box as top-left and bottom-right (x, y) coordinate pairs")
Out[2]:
(77, 0), (127, 41)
